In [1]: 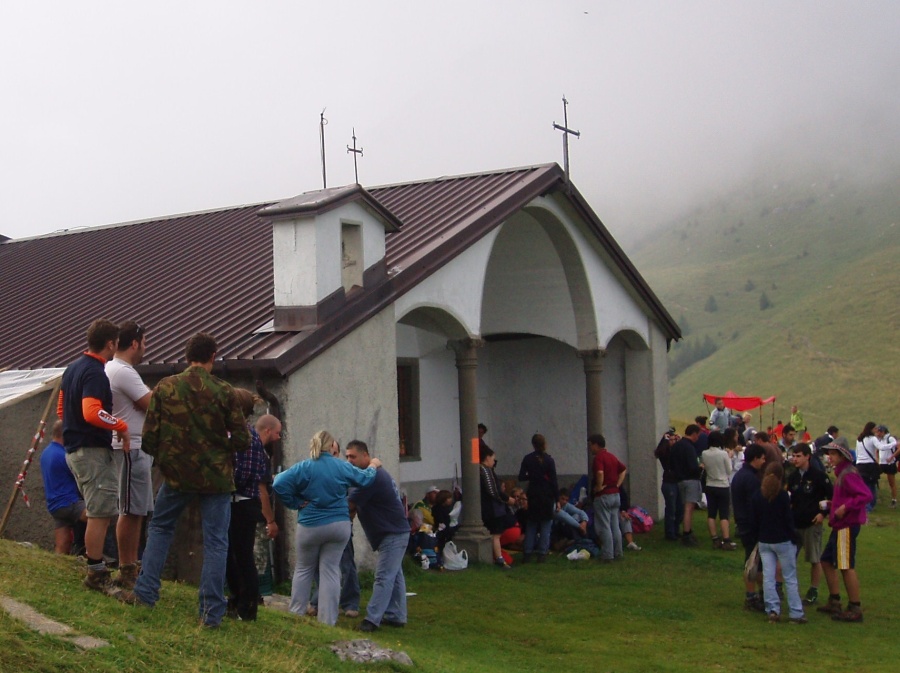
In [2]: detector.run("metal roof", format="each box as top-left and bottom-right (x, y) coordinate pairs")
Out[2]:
(0, 164), (678, 376)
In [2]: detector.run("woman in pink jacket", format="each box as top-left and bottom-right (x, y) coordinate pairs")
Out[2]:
(817, 440), (872, 622)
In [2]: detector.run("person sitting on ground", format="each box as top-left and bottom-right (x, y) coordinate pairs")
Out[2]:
(701, 431), (736, 550)
(817, 441), (872, 622)
(553, 487), (589, 543)
(432, 489), (459, 551)
(40, 420), (87, 555)
(751, 462), (807, 624)
(618, 485), (641, 552)
(410, 486), (440, 530)
(498, 488), (527, 551)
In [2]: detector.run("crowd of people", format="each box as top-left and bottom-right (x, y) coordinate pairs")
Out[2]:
(46, 318), (414, 631)
(657, 397), (897, 624)
(42, 320), (895, 629)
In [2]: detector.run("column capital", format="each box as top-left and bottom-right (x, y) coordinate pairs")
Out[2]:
(577, 348), (607, 373)
(448, 337), (485, 364)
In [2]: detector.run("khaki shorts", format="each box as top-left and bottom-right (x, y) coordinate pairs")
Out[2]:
(112, 447), (155, 516)
(65, 447), (119, 518)
(797, 524), (823, 563)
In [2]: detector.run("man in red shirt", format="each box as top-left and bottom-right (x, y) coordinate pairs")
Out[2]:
(590, 434), (628, 562)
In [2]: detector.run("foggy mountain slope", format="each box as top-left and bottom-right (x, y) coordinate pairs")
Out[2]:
(631, 165), (900, 436)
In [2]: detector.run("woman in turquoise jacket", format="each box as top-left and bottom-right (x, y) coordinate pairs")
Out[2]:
(273, 430), (380, 625)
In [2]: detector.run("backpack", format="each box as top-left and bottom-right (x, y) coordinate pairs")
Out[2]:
(627, 506), (654, 533)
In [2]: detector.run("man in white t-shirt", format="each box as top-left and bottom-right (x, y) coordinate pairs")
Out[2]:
(105, 321), (152, 590)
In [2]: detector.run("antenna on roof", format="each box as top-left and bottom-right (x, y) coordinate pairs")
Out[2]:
(552, 95), (580, 193)
(319, 109), (328, 188)
(347, 127), (364, 184)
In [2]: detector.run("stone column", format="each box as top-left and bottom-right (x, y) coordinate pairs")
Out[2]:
(448, 337), (492, 563)
(579, 348), (606, 472)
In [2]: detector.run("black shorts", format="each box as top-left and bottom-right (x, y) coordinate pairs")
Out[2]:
(704, 486), (731, 520)
(880, 463), (897, 476)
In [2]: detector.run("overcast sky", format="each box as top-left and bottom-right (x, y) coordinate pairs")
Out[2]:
(2, 1), (898, 244)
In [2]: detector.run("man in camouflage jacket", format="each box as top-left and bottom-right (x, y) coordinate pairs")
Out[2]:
(120, 332), (249, 627)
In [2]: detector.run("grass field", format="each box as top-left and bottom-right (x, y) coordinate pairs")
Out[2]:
(630, 163), (900, 437)
(2, 499), (896, 673)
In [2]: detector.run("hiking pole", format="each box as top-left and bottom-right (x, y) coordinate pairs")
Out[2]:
(0, 377), (62, 537)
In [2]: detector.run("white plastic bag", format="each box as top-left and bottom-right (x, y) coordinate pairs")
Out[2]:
(441, 541), (468, 570)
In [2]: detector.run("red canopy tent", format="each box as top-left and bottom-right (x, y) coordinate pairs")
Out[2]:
(702, 391), (776, 412)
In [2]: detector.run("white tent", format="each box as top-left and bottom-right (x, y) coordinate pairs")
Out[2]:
(0, 369), (64, 411)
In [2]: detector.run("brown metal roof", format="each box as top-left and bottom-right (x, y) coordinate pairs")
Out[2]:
(0, 164), (678, 375)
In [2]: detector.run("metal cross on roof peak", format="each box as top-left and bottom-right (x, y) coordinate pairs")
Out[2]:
(347, 128), (364, 185)
(552, 95), (580, 193)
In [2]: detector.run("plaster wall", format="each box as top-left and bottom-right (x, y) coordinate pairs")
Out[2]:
(525, 197), (651, 349)
(273, 201), (386, 306)
(396, 325), (460, 488)
(281, 306), (399, 570)
(480, 215), (578, 347)
(393, 229), (500, 335)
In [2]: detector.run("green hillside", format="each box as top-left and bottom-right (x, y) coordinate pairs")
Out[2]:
(631, 164), (900, 437)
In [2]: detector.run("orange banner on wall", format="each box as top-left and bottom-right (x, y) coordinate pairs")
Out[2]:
(471, 438), (479, 464)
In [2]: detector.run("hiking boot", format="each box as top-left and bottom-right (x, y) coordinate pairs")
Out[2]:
(342, 609), (360, 618)
(720, 539), (737, 551)
(767, 611), (780, 623)
(83, 566), (114, 593)
(832, 605), (864, 623)
(357, 619), (378, 632)
(113, 563), (139, 591)
(789, 616), (808, 625)
(117, 589), (150, 607)
(803, 587), (819, 604)
(744, 596), (765, 612)
(817, 597), (843, 615)
(711, 537), (722, 549)
(682, 533), (698, 547)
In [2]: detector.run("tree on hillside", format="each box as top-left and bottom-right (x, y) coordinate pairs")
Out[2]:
(669, 335), (719, 378)
(704, 295), (718, 313)
(744, 279), (756, 292)
(678, 313), (692, 336)
(759, 292), (772, 310)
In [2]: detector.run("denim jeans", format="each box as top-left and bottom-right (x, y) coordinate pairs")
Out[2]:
(311, 534), (360, 612)
(661, 481), (683, 539)
(759, 540), (804, 619)
(593, 493), (622, 560)
(524, 518), (552, 555)
(365, 531), (408, 626)
(133, 483), (232, 626)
